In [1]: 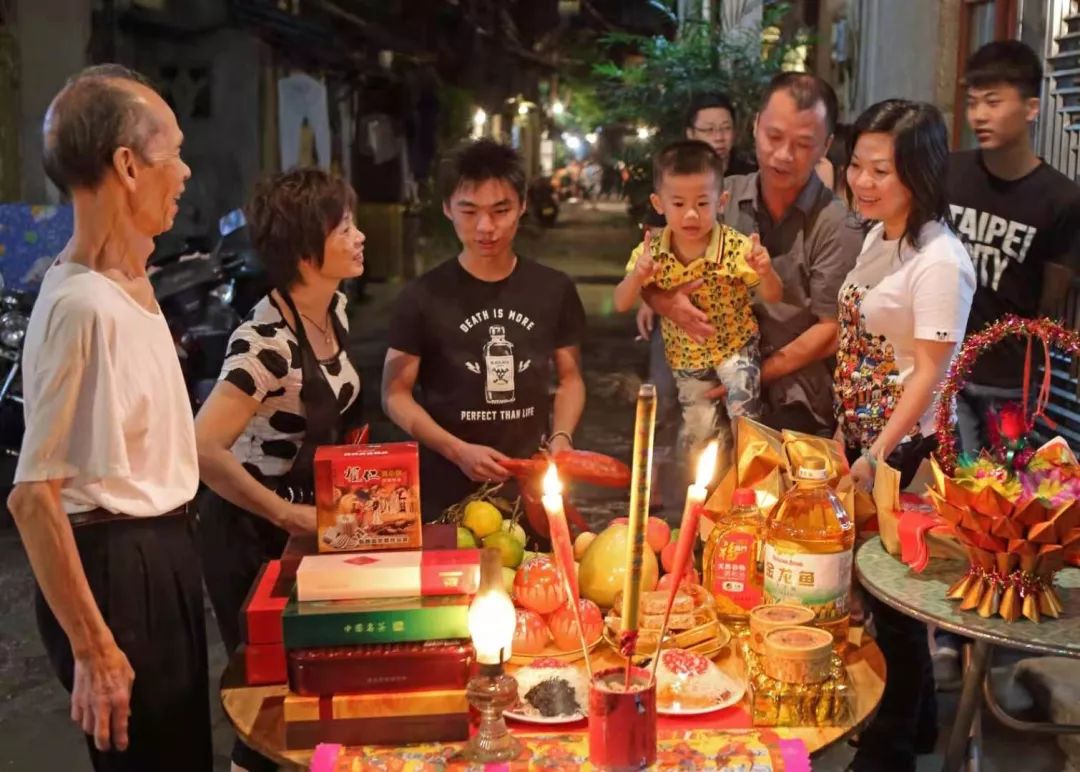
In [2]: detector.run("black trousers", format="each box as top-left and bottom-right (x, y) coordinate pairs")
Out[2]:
(35, 513), (212, 772)
(197, 490), (288, 772)
(848, 434), (939, 771)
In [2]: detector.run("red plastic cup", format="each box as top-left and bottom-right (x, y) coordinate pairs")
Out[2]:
(588, 666), (657, 770)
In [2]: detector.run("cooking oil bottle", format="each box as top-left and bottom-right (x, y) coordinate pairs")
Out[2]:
(763, 456), (854, 645)
(703, 487), (764, 623)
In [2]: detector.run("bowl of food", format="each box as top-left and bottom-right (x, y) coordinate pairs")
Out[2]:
(654, 648), (745, 715)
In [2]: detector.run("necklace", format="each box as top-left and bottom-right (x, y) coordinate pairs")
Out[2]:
(300, 311), (333, 346)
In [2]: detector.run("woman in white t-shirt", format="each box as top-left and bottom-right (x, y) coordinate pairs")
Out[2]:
(837, 102), (976, 488)
(837, 101), (975, 772)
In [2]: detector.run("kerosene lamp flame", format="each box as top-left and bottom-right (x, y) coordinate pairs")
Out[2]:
(543, 462), (562, 497)
(695, 441), (719, 488)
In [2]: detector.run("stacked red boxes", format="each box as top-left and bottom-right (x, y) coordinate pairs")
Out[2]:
(239, 560), (290, 685)
(243, 456), (480, 749)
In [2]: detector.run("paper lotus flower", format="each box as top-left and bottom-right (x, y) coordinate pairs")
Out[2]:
(928, 444), (1080, 623)
(929, 316), (1080, 623)
(1021, 468), (1080, 509)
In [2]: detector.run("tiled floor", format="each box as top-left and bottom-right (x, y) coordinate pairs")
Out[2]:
(0, 201), (1071, 770)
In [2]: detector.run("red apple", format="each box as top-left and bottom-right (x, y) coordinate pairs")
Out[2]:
(646, 519), (671, 553)
(660, 541), (678, 573)
(513, 608), (550, 655)
(547, 598), (604, 651)
(513, 555), (566, 615)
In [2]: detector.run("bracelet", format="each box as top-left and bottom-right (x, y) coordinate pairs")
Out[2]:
(547, 431), (574, 449)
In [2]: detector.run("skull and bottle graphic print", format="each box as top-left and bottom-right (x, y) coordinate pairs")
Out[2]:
(482, 325), (516, 404)
(462, 314), (532, 413)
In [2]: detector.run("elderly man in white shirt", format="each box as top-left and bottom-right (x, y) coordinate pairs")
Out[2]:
(7, 65), (210, 771)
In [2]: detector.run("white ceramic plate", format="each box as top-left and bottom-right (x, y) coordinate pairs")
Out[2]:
(656, 680), (746, 716)
(504, 707), (586, 724)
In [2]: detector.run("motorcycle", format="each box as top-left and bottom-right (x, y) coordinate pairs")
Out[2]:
(150, 208), (267, 409)
(0, 283), (34, 492)
(527, 176), (560, 227)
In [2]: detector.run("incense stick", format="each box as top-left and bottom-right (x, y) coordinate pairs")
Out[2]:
(620, 383), (657, 689)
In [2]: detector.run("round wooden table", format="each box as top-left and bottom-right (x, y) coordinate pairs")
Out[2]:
(221, 627), (885, 770)
(856, 536), (1080, 772)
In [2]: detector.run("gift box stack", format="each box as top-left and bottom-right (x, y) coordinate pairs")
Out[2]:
(239, 443), (481, 750)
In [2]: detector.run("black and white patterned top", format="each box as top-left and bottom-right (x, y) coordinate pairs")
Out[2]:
(221, 292), (360, 478)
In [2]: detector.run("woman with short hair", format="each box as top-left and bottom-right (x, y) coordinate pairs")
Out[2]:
(836, 100), (976, 772)
(196, 167), (366, 772)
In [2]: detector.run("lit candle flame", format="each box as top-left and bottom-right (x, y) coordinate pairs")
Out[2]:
(543, 462), (563, 497)
(694, 441), (719, 489)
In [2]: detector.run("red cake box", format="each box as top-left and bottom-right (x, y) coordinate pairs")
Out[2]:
(287, 640), (475, 696)
(296, 549), (481, 602)
(242, 643), (286, 685)
(314, 443), (421, 553)
(242, 560), (290, 645)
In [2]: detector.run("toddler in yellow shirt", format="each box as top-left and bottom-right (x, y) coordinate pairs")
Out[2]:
(614, 140), (782, 473)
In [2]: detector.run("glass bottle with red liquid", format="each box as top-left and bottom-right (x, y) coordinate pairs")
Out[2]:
(703, 487), (765, 623)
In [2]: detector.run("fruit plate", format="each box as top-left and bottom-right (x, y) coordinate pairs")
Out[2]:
(504, 707), (586, 725)
(509, 636), (603, 666)
(657, 680), (745, 716)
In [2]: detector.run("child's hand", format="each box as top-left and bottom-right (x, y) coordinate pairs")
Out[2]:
(746, 233), (774, 277)
(633, 229), (657, 281)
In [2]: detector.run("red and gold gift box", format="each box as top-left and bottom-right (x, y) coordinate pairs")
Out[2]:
(315, 442), (422, 553)
(296, 549), (481, 602)
(287, 639), (474, 696)
(282, 688), (470, 750)
(283, 688), (468, 722)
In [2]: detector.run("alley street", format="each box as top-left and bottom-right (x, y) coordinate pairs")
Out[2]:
(0, 201), (1065, 771)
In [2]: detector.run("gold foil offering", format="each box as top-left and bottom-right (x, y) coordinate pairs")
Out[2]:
(705, 418), (854, 525)
(742, 637), (853, 727)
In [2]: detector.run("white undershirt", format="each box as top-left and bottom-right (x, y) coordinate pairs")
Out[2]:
(15, 262), (198, 516)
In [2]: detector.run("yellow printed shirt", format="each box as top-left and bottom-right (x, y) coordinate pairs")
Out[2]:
(627, 224), (760, 371)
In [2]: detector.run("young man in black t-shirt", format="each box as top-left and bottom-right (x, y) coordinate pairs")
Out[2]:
(948, 40), (1080, 453)
(936, 39), (1080, 695)
(383, 140), (587, 521)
